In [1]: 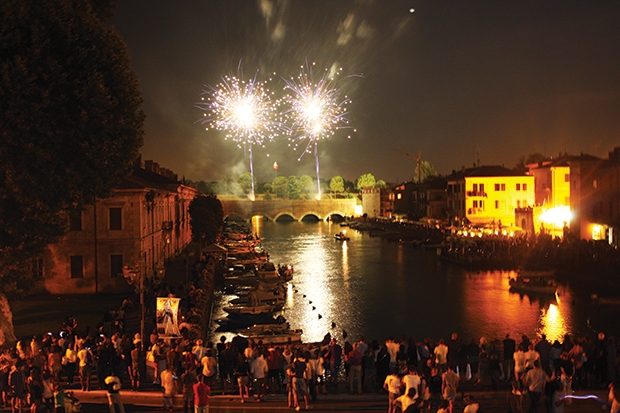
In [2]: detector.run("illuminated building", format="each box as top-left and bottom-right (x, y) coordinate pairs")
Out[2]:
(569, 148), (620, 245)
(446, 165), (534, 228)
(527, 157), (571, 208)
(526, 156), (573, 237)
(393, 177), (447, 221)
(42, 159), (197, 294)
(361, 187), (394, 219)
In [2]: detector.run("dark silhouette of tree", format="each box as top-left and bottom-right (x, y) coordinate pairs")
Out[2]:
(0, 0), (144, 343)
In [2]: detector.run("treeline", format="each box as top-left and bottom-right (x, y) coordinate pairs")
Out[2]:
(186, 172), (388, 199)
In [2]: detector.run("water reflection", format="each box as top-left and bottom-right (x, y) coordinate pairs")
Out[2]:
(211, 222), (599, 345)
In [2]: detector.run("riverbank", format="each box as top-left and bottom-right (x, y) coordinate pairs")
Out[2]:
(350, 219), (620, 292)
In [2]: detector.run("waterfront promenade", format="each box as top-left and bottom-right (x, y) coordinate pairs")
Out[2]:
(35, 386), (613, 412)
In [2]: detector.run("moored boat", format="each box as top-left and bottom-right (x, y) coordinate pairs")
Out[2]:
(238, 328), (303, 344)
(509, 271), (557, 294)
(222, 303), (280, 315)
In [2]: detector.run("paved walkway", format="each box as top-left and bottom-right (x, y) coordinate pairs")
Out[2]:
(61, 387), (612, 412)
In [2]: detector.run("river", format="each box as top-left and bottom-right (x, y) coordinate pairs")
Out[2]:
(210, 220), (619, 346)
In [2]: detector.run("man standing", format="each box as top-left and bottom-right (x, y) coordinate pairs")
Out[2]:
(104, 372), (126, 413)
(346, 343), (363, 395)
(503, 334), (516, 382)
(251, 350), (269, 401)
(325, 338), (342, 392)
(292, 351), (310, 411)
(181, 366), (197, 413)
(161, 366), (176, 413)
(193, 374), (211, 413)
(434, 339), (449, 374)
(523, 360), (548, 413)
(442, 366), (460, 413)
(383, 368), (401, 413)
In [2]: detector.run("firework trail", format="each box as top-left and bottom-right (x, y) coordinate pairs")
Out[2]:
(283, 62), (355, 199)
(197, 69), (282, 200)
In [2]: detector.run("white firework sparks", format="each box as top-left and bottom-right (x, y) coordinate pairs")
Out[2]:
(197, 71), (282, 200)
(283, 62), (355, 199)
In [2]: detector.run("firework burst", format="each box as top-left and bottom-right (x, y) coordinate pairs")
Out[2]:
(197, 71), (282, 200)
(283, 62), (355, 199)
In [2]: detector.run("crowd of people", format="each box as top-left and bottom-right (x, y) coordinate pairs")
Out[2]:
(4, 313), (620, 413)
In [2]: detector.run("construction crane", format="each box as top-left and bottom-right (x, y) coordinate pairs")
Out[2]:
(394, 149), (422, 183)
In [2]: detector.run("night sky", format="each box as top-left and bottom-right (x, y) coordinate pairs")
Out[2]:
(110, 1), (620, 183)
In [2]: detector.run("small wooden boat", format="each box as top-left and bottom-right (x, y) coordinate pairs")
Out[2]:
(334, 231), (350, 241)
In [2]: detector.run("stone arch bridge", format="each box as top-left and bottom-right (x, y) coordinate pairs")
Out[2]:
(221, 198), (358, 222)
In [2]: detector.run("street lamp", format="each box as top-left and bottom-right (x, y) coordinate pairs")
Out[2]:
(122, 264), (145, 351)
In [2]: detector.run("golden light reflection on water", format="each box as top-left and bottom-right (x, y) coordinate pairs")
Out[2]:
(461, 270), (571, 341)
(342, 241), (350, 282)
(289, 229), (334, 342)
(539, 303), (567, 343)
(251, 215), (263, 239)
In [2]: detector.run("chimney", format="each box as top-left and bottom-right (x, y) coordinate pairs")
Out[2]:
(152, 163), (160, 174)
(144, 160), (153, 172)
(134, 154), (142, 168)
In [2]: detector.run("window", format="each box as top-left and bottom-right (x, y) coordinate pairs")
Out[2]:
(495, 200), (499, 209)
(69, 207), (82, 231)
(109, 207), (122, 230)
(473, 200), (478, 208)
(564, 173), (570, 182)
(70, 256), (83, 278)
(473, 183), (478, 192)
(397, 193), (402, 200)
(516, 183), (521, 191)
(593, 179), (598, 189)
(494, 183), (500, 191)
(522, 183), (527, 191)
(517, 200), (521, 208)
(479, 200), (484, 209)
(479, 184), (484, 193)
(110, 255), (123, 278)
(501, 183), (506, 191)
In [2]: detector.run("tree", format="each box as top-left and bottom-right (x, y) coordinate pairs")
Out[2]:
(238, 172), (254, 196)
(514, 153), (548, 174)
(273, 176), (289, 199)
(188, 195), (223, 247)
(287, 176), (302, 200)
(376, 179), (387, 188)
(329, 176), (345, 193)
(414, 161), (438, 183)
(299, 175), (314, 194)
(356, 173), (376, 191)
(0, 0), (145, 345)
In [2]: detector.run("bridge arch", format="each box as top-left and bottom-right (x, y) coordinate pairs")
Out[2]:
(300, 212), (322, 221)
(274, 212), (297, 222)
(249, 212), (275, 222)
(326, 211), (348, 221)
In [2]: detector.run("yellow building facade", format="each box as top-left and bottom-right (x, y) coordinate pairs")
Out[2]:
(447, 166), (534, 228)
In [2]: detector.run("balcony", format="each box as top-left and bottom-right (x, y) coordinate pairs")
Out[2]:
(466, 191), (487, 197)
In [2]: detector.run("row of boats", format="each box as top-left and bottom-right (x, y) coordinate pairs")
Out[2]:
(214, 223), (303, 344)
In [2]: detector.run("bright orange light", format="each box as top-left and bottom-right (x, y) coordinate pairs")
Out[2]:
(539, 206), (572, 227)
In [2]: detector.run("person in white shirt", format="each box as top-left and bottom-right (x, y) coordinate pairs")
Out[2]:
(251, 351), (269, 401)
(401, 367), (421, 400)
(383, 369), (401, 413)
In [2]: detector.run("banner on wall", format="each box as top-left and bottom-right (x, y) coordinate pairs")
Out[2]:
(156, 296), (181, 337)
